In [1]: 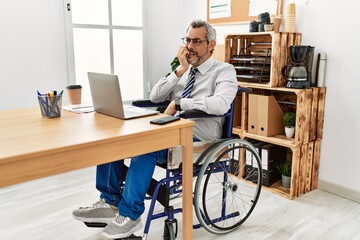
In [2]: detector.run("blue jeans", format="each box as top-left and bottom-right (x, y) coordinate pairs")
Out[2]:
(96, 149), (168, 220)
(96, 138), (200, 220)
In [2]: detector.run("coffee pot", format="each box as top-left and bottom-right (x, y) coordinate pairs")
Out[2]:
(281, 45), (315, 89)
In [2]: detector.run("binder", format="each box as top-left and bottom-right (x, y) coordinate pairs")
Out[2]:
(260, 144), (287, 186)
(229, 142), (240, 176)
(246, 141), (267, 183)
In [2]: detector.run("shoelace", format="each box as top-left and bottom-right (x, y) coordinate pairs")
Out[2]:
(91, 199), (108, 208)
(80, 199), (107, 209)
(114, 214), (128, 224)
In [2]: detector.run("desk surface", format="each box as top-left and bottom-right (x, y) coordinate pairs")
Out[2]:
(0, 108), (194, 239)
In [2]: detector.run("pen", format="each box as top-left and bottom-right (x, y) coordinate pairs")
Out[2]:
(49, 96), (61, 117)
(72, 106), (92, 109)
(37, 91), (48, 116)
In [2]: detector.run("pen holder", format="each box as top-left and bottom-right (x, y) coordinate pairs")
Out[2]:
(38, 95), (63, 118)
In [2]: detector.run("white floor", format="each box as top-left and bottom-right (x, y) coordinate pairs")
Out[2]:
(1, 167), (359, 240)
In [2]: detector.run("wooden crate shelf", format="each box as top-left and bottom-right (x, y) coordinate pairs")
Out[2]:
(232, 86), (326, 199)
(233, 86), (326, 146)
(225, 32), (302, 88)
(237, 140), (321, 199)
(290, 140), (322, 198)
(232, 126), (242, 136)
(242, 132), (295, 149)
(228, 32), (327, 199)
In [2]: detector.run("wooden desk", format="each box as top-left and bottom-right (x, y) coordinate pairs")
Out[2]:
(0, 108), (194, 239)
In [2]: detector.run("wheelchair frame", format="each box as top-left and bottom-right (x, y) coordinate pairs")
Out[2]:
(127, 87), (263, 239)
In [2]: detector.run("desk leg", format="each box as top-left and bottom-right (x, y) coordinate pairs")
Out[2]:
(181, 126), (193, 240)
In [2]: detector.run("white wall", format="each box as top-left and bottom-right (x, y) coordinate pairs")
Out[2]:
(0, 0), (68, 110)
(1, 0), (359, 200)
(146, 0), (186, 91)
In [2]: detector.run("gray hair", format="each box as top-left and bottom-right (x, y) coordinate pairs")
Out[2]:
(186, 19), (216, 43)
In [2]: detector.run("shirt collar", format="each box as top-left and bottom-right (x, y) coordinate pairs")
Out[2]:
(191, 57), (215, 76)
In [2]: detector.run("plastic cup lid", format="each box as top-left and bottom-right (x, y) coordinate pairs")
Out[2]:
(66, 85), (82, 89)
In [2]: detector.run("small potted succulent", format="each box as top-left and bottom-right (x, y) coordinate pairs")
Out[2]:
(283, 112), (296, 138)
(276, 161), (292, 188)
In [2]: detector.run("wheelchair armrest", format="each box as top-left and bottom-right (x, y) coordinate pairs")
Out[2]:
(179, 109), (227, 119)
(132, 87), (250, 108)
(132, 99), (171, 108)
(238, 86), (252, 94)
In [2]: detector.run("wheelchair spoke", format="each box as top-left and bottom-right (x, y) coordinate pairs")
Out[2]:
(194, 139), (262, 234)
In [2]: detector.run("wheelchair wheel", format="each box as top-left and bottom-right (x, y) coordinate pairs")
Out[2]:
(194, 139), (262, 234)
(163, 220), (177, 240)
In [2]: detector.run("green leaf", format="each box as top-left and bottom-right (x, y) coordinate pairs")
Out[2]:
(170, 57), (180, 71)
(276, 161), (292, 177)
(283, 112), (296, 127)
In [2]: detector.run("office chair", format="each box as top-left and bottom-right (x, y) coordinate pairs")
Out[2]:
(84, 87), (263, 240)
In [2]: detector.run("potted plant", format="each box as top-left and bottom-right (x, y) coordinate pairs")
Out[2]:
(276, 161), (292, 188)
(283, 112), (296, 138)
(165, 57), (180, 77)
(157, 57), (180, 113)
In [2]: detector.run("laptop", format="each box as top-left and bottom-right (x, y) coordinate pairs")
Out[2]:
(88, 72), (159, 119)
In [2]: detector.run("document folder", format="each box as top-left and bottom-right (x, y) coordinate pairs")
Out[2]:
(260, 144), (287, 186)
(247, 94), (284, 137)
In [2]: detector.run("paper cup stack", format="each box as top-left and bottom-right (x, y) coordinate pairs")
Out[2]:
(285, 3), (296, 33)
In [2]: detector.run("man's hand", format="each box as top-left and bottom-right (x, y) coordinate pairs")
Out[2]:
(164, 100), (177, 116)
(175, 46), (189, 77)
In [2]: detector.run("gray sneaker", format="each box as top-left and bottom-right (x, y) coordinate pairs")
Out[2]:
(102, 215), (142, 239)
(72, 199), (118, 224)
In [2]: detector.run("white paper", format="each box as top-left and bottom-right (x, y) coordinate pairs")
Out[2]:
(261, 149), (268, 170)
(233, 143), (240, 160)
(62, 104), (94, 114)
(209, 0), (231, 19)
(249, 0), (278, 16)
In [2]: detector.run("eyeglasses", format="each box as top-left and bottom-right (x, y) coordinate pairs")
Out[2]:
(182, 37), (208, 46)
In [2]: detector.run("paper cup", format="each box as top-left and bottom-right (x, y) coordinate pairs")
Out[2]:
(66, 85), (82, 105)
(272, 17), (282, 33)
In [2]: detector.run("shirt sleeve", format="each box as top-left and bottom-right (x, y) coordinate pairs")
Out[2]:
(181, 64), (237, 115)
(149, 71), (180, 103)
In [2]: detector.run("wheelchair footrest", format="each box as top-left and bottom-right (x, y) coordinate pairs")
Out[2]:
(84, 222), (107, 228)
(115, 235), (142, 240)
(84, 223), (141, 239)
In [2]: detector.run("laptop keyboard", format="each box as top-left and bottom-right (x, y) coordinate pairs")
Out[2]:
(124, 105), (148, 113)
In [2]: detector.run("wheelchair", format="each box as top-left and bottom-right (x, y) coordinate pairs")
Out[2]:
(85, 87), (263, 240)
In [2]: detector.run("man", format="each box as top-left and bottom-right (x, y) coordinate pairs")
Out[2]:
(72, 19), (237, 239)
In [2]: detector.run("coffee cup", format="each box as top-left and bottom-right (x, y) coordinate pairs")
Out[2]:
(66, 85), (82, 105)
(272, 17), (282, 33)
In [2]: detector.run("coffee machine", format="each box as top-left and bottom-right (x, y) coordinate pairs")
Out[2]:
(281, 45), (315, 89)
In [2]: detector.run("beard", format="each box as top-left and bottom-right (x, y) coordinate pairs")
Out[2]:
(186, 51), (201, 65)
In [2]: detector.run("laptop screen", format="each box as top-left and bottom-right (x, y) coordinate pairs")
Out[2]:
(87, 72), (158, 119)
